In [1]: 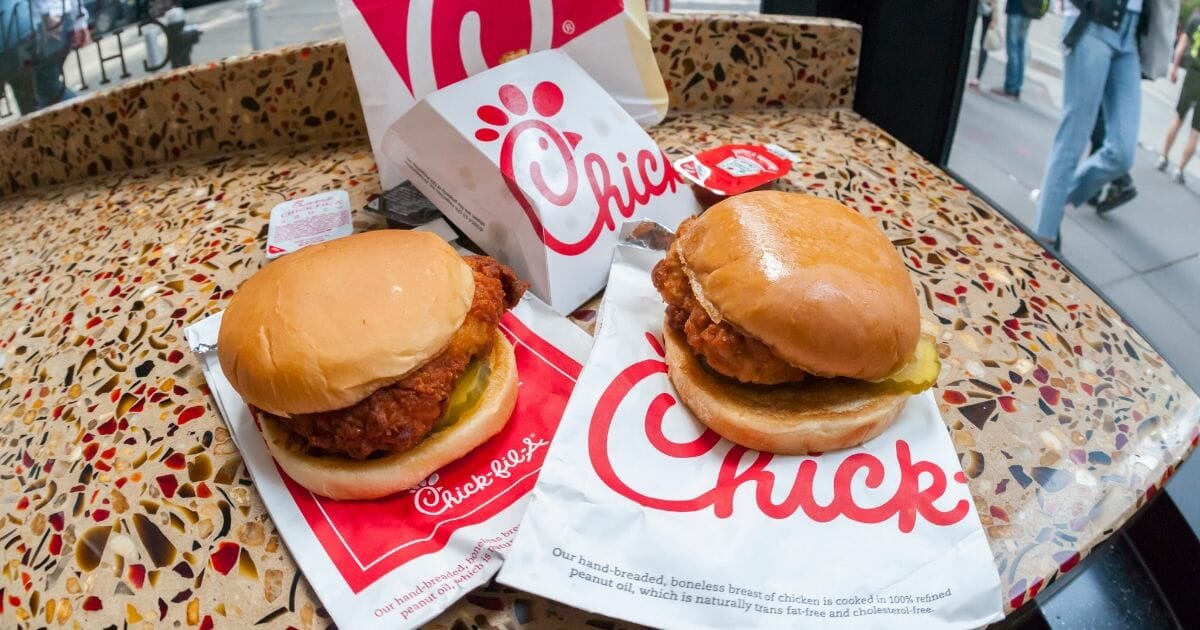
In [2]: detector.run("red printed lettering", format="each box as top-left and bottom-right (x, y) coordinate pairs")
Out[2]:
(587, 333), (972, 533)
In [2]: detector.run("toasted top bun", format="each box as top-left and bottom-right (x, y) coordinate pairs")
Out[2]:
(260, 332), (519, 500)
(676, 191), (919, 380)
(218, 230), (475, 417)
(664, 325), (907, 455)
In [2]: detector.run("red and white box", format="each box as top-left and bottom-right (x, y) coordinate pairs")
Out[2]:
(186, 294), (591, 629)
(497, 235), (1004, 629)
(336, 0), (670, 191)
(384, 50), (699, 315)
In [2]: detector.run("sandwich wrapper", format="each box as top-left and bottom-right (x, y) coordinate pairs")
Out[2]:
(385, 50), (699, 315)
(497, 224), (1005, 629)
(185, 291), (591, 629)
(336, 0), (670, 192)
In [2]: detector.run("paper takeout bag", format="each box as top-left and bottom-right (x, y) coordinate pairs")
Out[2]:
(497, 228), (1004, 629)
(385, 50), (699, 315)
(336, 0), (670, 191)
(186, 292), (590, 629)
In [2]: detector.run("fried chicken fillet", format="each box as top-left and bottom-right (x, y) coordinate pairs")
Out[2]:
(269, 256), (526, 460)
(652, 219), (808, 385)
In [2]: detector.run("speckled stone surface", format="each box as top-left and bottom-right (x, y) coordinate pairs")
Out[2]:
(1, 13), (1196, 630)
(0, 13), (859, 199)
(0, 43), (364, 198)
(653, 14), (858, 111)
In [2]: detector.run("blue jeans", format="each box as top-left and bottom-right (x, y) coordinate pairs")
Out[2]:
(1034, 13), (1141, 240)
(1004, 14), (1031, 95)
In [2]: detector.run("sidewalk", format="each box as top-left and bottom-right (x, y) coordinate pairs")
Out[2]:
(982, 11), (1200, 186)
(1, 0), (343, 121)
(952, 20), (1200, 534)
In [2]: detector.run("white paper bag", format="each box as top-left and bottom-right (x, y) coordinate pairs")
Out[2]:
(498, 232), (1004, 629)
(336, 0), (670, 191)
(386, 50), (699, 315)
(186, 295), (591, 629)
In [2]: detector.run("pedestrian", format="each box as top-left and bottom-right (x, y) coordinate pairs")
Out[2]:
(0, 0), (41, 114)
(970, 0), (998, 89)
(1031, 0), (1145, 250)
(992, 0), (1048, 100)
(1155, 11), (1200, 185)
(0, 0), (88, 117)
(30, 0), (89, 108)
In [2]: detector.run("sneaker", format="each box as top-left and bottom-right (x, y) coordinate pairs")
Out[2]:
(1095, 183), (1137, 215)
(1030, 188), (1041, 204)
(1171, 168), (1186, 184)
(1156, 155), (1169, 171)
(989, 87), (1019, 100)
(968, 78), (980, 89)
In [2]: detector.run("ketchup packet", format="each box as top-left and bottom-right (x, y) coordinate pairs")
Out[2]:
(186, 287), (591, 629)
(265, 191), (354, 259)
(674, 143), (798, 199)
(497, 224), (1004, 629)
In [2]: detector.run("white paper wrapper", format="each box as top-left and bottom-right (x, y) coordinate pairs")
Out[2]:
(186, 294), (591, 629)
(386, 50), (698, 315)
(336, 0), (670, 191)
(498, 233), (1004, 629)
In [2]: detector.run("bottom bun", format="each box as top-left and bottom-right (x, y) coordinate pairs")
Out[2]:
(664, 323), (908, 455)
(260, 331), (519, 500)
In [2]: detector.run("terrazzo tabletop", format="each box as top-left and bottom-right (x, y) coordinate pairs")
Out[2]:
(2, 13), (1197, 629)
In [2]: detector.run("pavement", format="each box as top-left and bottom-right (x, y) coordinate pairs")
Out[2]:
(951, 11), (1200, 534)
(1, 0), (344, 118)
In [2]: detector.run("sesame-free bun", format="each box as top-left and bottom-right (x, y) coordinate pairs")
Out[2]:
(676, 191), (919, 380)
(664, 325), (908, 455)
(217, 230), (475, 417)
(260, 332), (519, 500)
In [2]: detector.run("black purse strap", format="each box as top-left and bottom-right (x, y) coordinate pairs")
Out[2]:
(1064, 0), (1092, 48)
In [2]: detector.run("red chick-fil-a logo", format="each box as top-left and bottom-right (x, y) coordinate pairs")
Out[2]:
(586, 333), (972, 533)
(354, 0), (621, 97)
(472, 81), (684, 256)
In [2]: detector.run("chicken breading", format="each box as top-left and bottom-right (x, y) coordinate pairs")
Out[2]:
(271, 256), (526, 460)
(652, 220), (807, 385)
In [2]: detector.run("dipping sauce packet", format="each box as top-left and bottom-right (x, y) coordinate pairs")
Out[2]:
(265, 190), (354, 259)
(674, 143), (798, 207)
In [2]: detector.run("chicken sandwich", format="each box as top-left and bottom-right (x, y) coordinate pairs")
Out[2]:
(652, 191), (939, 454)
(218, 230), (526, 500)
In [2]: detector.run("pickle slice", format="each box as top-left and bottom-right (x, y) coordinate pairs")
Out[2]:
(871, 334), (941, 394)
(433, 357), (492, 432)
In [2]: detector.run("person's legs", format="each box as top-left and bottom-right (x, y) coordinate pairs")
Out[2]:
(1004, 15), (1031, 96)
(1180, 129), (1198, 172)
(1034, 19), (1110, 241)
(1004, 14), (1026, 95)
(977, 13), (992, 80)
(1065, 19), (1141, 207)
(1164, 114), (1184, 157)
(1088, 95), (1133, 196)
